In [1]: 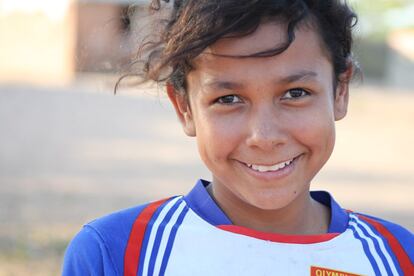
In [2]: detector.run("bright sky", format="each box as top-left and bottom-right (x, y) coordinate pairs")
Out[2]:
(0, 0), (72, 20)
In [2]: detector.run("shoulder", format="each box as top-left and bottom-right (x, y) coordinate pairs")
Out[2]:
(348, 212), (414, 266)
(62, 196), (182, 276)
(62, 202), (151, 276)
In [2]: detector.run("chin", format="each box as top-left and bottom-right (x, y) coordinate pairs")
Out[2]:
(243, 191), (297, 211)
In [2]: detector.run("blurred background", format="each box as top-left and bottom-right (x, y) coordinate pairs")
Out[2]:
(0, 0), (413, 275)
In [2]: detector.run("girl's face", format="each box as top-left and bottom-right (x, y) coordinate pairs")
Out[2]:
(168, 22), (349, 212)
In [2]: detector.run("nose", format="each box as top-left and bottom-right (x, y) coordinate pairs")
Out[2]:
(245, 106), (288, 150)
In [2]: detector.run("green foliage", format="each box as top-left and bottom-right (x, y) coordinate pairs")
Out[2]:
(352, 0), (409, 13)
(350, 0), (414, 41)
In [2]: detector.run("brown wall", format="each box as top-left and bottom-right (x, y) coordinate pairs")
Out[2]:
(0, 1), (149, 85)
(76, 3), (127, 72)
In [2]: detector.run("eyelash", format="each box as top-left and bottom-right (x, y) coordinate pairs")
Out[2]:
(215, 95), (242, 105)
(215, 88), (310, 105)
(281, 88), (310, 100)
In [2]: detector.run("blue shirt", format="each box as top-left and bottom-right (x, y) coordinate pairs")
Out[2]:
(62, 179), (414, 275)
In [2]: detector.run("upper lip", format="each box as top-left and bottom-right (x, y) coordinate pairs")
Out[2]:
(242, 154), (301, 167)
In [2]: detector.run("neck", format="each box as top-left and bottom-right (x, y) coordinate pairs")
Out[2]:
(207, 184), (330, 235)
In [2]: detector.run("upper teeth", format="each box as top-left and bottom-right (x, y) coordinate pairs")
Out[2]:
(247, 159), (293, 172)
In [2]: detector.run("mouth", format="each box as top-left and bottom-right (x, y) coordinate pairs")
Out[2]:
(244, 155), (301, 173)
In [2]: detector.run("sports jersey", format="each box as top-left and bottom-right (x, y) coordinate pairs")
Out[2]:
(62, 179), (414, 276)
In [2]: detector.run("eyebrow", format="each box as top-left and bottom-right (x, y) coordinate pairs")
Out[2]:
(204, 80), (244, 91)
(204, 70), (318, 91)
(279, 70), (318, 84)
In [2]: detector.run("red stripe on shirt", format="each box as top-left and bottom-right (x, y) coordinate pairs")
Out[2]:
(358, 215), (414, 274)
(218, 225), (339, 244)
(123, 198), (170, 276)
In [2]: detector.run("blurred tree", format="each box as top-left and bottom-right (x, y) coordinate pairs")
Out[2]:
(355, 0), (409, 11)
(351, 0), (414, 41)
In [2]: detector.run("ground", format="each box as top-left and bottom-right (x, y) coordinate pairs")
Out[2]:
(0, 77), (413, 275)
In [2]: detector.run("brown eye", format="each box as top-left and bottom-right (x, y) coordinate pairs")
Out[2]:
(282, 88), (309, 99)
(216, 95), (242, 104)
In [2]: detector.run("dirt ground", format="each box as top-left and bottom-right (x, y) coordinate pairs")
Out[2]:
(0, 78), (413, 275)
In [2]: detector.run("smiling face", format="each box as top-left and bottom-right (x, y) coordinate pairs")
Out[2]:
(168, 22), (349, 215)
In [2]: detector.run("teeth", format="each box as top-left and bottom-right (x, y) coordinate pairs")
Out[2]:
(247, 159), (293, 173)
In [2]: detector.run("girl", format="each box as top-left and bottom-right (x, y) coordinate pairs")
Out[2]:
(63, 0), (414, 275)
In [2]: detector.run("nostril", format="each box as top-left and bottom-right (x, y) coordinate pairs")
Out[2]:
(245, 127), (286, 150)
(272, 140), (283, 147)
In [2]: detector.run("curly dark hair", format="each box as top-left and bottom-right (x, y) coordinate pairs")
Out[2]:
(123, 0), (358, 94)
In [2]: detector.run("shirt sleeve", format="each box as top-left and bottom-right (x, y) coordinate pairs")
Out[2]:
(62, 225), (119, 276)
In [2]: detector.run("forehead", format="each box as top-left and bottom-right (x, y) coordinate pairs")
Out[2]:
(197, 20), (329, 59)
(188, 22), (333, 85)
(204, 22), (289, 57)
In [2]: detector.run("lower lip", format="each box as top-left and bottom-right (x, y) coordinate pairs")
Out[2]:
(240, 155), (301, 181)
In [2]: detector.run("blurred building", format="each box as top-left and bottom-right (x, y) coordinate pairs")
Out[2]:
(76, 0), (150, 73)
(0, 0), (413, 89)
(387, 30), (414, 89)
(0, 0), (148, 86)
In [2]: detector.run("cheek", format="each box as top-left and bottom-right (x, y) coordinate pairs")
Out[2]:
(195, 113), (244, 162)
(288, 106), (336, 155)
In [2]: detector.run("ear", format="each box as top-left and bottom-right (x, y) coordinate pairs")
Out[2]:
(334, 64), (353, 121)
(166, 83), (196, 136)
